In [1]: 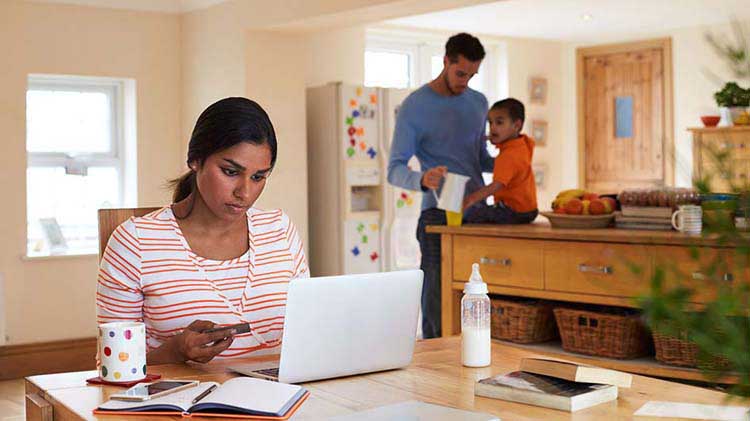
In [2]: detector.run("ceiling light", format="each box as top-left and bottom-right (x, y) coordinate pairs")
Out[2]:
(581, 14), (593, 21)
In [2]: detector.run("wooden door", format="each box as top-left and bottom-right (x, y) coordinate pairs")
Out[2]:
(578, 39), (673, 192)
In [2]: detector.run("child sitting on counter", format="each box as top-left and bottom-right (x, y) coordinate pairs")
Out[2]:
(463, 98), (538, 224)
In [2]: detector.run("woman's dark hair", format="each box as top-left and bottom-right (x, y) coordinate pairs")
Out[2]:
(445, 32), (486, 62)
(491, 98), (525, 124)
(171, 97), (277, 205)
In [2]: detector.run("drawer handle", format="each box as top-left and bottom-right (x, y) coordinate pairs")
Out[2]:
(480, 256), (511, 266)
(692, 272), (734, 282)
(578, 264), (613, 275)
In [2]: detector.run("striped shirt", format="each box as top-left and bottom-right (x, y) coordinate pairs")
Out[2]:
(96, 206), (309, 358)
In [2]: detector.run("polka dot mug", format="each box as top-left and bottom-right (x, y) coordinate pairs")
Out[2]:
(97, 322), (146, 383)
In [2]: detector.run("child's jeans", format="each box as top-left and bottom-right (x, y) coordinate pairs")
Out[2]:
(463, 202), (538, 224)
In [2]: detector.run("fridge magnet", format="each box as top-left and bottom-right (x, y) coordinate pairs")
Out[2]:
(348, 126), (356, 136)
(352, 110), (360, 118)
(397, 199), (405, 208)
(532, 163), (548, 189)
(531, 120), (548, 147)
(351, 246), (360, 257)
(359, 141), (367, 151)
(357, 223), (365, 233)
(350, 138), (356, 146)
(529, 77), (548, 105)
(346, 117), (353, 125)
(349, 99), (357, 108)
(367, 147), (376, 159)
(356, 87), (363, 96)
(369, 224), (378, 232)
(356, 127), (365, 136)
(370, 93), (377, 104)
(361, 235), (368, 244)
(346, 147), (355, 157)
(370, 252), (379, 262)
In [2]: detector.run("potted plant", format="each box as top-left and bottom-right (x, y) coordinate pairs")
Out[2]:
(714, 82), (750, 126)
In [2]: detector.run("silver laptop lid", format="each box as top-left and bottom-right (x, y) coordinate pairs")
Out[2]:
(278, 270), (423, 383)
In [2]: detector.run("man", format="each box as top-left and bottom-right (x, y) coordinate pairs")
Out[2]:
(387, 33), (493, 339)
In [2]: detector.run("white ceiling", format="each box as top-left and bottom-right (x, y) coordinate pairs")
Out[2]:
(26, 0), (228, 14)
(387, 0), (750, 43)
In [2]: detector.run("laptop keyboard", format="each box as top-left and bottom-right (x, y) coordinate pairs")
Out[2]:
(255, 367), (279, 379)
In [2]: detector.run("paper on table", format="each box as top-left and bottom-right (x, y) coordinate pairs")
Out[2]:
(634, 401), (750, 421)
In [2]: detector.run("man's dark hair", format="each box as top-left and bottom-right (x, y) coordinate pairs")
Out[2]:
(445, 33), (485, 62)
(491, 98), (525, 124)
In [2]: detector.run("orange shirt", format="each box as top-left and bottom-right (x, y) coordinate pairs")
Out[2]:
(492, 134), (538, 213)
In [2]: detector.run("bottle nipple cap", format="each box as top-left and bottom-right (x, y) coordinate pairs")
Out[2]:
(464, 263), (488, 294)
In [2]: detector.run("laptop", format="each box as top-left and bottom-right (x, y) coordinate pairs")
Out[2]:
(229, 270), (423, 384)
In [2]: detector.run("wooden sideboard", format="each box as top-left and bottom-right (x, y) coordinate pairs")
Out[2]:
(690, 125), (750, 191)
(427, 223), (744, 382)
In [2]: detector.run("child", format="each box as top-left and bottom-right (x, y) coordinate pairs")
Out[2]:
(463, 98), (538, 224)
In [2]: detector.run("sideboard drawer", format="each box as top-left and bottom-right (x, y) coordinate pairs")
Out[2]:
(653, 246), (739, 303)
(544, 241), (652, 297)
(453, 236), (543, 289)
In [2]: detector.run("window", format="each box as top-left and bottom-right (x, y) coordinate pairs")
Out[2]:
(26, 75), (134, 257)
(364, 32), (496, 98)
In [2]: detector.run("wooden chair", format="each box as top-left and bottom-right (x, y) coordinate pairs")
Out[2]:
(98, 207), (159, 258)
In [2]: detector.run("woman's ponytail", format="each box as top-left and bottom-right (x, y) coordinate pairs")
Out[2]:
(170, 170), (196, 203)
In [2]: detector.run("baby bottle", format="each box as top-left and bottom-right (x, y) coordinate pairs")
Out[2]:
(461, 263), (491, 367)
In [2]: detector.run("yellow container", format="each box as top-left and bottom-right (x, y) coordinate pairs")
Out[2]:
(446, 211), (463, 227)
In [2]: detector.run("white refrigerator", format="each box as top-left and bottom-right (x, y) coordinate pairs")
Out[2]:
(306, 83), (422, 276)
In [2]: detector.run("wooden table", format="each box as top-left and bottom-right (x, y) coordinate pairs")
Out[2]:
(25, 337), (743, 420)
(427, 223), (744, 382)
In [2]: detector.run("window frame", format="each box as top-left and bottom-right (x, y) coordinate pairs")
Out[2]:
(26, 74), (128, 257)
(364, 38), (419, 89)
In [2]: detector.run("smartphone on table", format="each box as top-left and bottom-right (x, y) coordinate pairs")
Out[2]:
(110, 380), (199, 401)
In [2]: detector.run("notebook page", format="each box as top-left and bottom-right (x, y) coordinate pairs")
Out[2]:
(634, 401), (750, 421)
(192, 377), (303, 415)
(98, 382), (218, 412)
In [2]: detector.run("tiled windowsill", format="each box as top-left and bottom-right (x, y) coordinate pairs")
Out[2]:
(22, 251), (97, 262)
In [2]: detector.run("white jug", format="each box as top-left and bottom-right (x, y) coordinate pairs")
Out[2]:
(432, 172), (470, 213)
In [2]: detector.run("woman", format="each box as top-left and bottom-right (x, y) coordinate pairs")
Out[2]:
(96, 98), (308, 364)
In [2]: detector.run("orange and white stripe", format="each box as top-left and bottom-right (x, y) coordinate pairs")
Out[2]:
(96, 206), (308, 358)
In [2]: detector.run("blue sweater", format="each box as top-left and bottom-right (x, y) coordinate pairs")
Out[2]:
(387, 84), (493, 211)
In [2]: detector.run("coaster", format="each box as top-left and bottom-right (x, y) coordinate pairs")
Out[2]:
(86, 373), (161, 387)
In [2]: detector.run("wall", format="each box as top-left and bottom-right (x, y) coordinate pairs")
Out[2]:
(0, 0), (182, 344)
(561, 20), (750, 189)
(504, 37), (566, 212)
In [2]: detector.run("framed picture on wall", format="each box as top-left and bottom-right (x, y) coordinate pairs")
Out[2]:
(531, 120), (548, 146)
(529, 77), (548, 105)
(533, 163), (548, 190)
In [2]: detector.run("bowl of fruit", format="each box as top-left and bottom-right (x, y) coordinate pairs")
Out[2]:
(541, 189), (616, 229)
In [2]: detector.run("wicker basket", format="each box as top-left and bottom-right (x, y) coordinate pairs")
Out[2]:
(490, 297), (558, 343)
(653, 332), (731, 369)
(553, 307), (652, 359)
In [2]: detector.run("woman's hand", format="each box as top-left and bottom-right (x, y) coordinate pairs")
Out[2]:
(147, 320), (235, 365)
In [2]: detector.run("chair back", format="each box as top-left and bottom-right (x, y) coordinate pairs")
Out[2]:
(98, 207), (160, 259)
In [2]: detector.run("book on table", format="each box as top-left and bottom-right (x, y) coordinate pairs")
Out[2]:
(474, 371), (617, 413)
(519, 357), (632, 388)
(94, 377), (308, 420)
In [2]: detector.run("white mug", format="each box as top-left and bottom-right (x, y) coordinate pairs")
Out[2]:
(432, 172), (470, 213)
(98, 322), (147, 382)
(671, 205), (702, 235)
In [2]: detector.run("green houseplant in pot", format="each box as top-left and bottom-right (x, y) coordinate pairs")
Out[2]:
(714, 82), (750, 126)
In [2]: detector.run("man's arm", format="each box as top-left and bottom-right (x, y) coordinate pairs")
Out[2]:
(463, 181), (504, 210)
(387, 112), (424, 191)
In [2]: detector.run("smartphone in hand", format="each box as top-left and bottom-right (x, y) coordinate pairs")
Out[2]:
(203, 323), (251, 335)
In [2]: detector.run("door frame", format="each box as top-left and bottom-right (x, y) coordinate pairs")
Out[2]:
(576, 38), (674, 188)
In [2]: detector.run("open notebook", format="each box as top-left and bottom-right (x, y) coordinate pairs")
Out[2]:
(94, 377), (308, 420)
